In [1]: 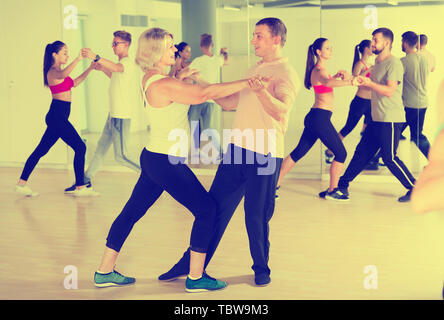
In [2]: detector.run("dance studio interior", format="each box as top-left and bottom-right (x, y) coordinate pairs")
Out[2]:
(1, 0), (443, 301)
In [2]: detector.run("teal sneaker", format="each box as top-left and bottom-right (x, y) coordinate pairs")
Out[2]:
(94, 269), (136, 288)
(185, 273), (227, 293)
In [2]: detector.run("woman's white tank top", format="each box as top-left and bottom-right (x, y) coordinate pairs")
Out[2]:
(142, 74), (190, 157)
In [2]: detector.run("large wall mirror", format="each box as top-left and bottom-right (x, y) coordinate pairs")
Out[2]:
(319, 0), (442, 180)
(56, 0), (441, 181)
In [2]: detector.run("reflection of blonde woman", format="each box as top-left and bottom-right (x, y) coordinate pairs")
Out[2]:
(93, 28), (252, 292)
(411, 79), (444, 213)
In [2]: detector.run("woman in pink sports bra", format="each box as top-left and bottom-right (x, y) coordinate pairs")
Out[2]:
(326, 39), (375, 166)
(15, 41), (95, 197)
(276, 37), (359, 201)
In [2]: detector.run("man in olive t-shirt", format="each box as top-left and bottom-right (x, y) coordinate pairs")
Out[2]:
(338, 28), (416, 202)
(400, 31), (431, 158)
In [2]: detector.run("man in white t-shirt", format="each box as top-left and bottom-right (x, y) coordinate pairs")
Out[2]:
(65, 31), (141, 193)
(188, 33), (228, 158)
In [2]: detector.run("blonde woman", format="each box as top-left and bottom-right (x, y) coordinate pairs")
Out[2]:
(93, 28), (253, 292)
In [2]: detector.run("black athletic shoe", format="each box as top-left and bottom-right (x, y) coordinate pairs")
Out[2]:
(324, 150), (334, 164)
(325, 188), (350, 201)
(255, 273), (271, 286)
(318, 189), (329, 198)
(337, 187), (349, 197)
(158, 259), (189, 281)
(398, 189), (412, 202)
(64, 181), (92, 193)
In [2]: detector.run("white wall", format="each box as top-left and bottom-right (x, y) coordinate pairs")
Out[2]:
(0, 0), (67, 165)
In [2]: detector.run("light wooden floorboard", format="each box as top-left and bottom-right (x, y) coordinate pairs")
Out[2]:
(1, 167), (443, 300)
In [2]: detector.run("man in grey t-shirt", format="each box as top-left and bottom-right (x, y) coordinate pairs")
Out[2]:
(400, 31), (431, 158)
(338, 28), (416, 202)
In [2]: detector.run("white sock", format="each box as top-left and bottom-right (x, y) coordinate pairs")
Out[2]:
(96, 270), (112, 274)
(188, 274), (202, 280)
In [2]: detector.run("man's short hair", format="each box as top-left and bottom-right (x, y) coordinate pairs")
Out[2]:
(200, 33), (213, 48)
(372, 27), (394, 44)
(114, 30), (132, 45)
(420, 34), (428, 46)
(402, 31), (418, 48)
(256, 17), (287, 47)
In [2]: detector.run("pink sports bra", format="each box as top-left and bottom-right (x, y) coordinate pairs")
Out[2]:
(360, 60), (371, 78)
(313, 65), (333, 94)
(49, 77), (74, 94)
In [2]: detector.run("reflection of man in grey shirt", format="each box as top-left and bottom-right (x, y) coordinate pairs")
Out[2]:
(400, 31), (430, 158)
(338, 28), (416, 202)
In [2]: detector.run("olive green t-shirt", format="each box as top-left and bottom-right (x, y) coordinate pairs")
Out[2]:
(400, 53), (429, 109)
(370, 56), (405, 122)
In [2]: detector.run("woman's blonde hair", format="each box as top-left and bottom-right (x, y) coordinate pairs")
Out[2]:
(136, 28), (173, 72)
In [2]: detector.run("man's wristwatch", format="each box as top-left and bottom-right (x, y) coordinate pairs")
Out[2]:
(94, 54), (101, 62)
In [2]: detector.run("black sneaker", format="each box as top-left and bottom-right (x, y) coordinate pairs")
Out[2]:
(318, 189), (329, 198)
(325, 188), (350, 201)
(398, 189), (412, 202)
(158, 258), (189, 281)
(324, 150), (334, 164)
(64, 181), (92, 194)
(255, 273), (271, 286)
(337, 187), (349, 197)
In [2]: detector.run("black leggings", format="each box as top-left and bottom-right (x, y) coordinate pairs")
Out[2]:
(105, 148), (217, 254)
(20, 99), (86, 186)
(290, 108), (347, 163)
(339, 96), (372, 138)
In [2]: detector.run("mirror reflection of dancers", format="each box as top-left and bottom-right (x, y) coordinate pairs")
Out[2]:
(276, 38), (358, 201)
(338, 28), (416, 202)
(399, 31), (431, 159)
(93, 28), (252, 292)
(64, 31), (142, 193)
(16, 41), (95, 197)
(325, 40), (376, 169)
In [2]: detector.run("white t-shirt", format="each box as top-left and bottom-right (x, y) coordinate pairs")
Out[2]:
(109, 56), (140, 119)
(189, 54), (224, 84)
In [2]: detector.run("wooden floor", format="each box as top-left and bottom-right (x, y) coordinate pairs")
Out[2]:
(1, 167), (443, 300)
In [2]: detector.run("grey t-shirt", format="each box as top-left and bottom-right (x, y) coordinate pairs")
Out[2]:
(401, 53), (429, 109)
(370, 56), (405, 122)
